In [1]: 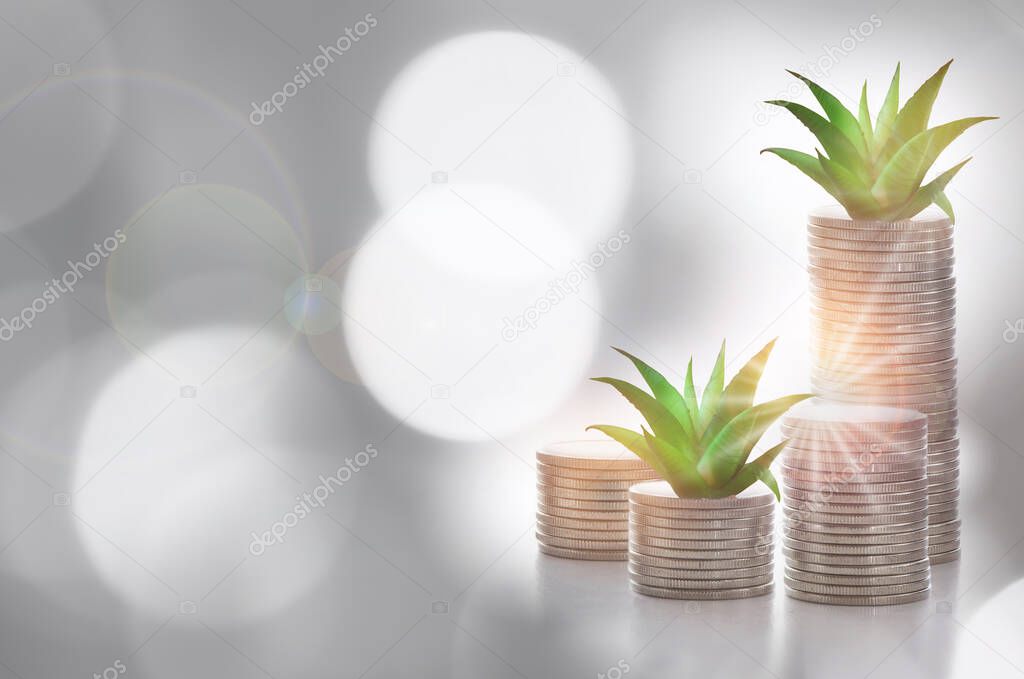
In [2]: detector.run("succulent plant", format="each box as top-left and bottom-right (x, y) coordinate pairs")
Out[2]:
(762, 60), (996, 223)
(588, 340), (810, 500)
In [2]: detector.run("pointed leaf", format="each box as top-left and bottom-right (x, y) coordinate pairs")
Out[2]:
(683, 358), (699, 424)
(873, 63), (901, 159)
(872, 117), (995, 207)
(642, 429), (712, 498)
(721, 439), (789, 499)
(703, 338), (776, 446)
(590, 378), (693, 455)
(586, 425), (671, 480)
(788, 70), (868, 156)
(760, 148), (839, 199)
(892, 157), (971, 222)
(696, 394), (812, 486)
(881, 59), (953, 163)
(698, 341), (726, 433)
(859, 80), (874, 155)
(765, 100), (869, 183)
(817, 150), (884, 218)
(613, 348), (696, 442)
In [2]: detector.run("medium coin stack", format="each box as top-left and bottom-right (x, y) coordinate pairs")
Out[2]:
(807, 206), (960, 564)
(627, 480), (775, 600)
(780, 400), (932, 606)
(536, 440), (660, 560)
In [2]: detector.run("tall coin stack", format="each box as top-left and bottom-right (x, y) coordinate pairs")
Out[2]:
(807, 206), (960, 564)
(780, 400), (932, 605)
(628, 481), (775, 600)
(536, 441), (660, 561)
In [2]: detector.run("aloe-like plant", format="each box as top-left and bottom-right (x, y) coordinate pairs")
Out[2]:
(587, 340), (811, 500)
(761, 60), (996, 223)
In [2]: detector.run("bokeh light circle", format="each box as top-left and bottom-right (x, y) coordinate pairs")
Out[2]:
(284, 273), (343, 336)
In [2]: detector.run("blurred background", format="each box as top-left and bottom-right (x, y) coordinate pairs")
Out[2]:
(0, 0), (1022, 677)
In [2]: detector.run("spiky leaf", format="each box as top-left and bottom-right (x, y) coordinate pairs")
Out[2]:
(818, 150), (883, 217)
(683, 358), (700, 426)
(590, 378), (694, 458)
(696, 394), (812, 485)
(788, 70), (868, 157)
(613, 348), (696, 442)
(765, 100), (869, 183)
(642, 429), (713, 497)
(859, 80), (874, 154)
(703, 338), (776, 445)
(933, 190), (955, 223)
(893, 157), (971, 221)
(760, 148), (836, 197)
(873, 63), (901, 158)
(872, 117), (995, 207)
(880, 59), (952, 163)
(698, 341), (726, 434)
(586, 424), (672, 480)
(721, 439), (789, 499)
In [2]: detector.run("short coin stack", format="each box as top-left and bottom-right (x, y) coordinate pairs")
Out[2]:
(780, 400), (932, 605)
(628, 481), (775, 600)
(536, 440), (660, 560)
(807, 206), (960, 564)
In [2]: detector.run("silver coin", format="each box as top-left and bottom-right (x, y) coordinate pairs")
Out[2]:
(811, 292), (957, 313)
(786, 517), (928, 535)
(813, 355), (958, 376)
(928, 518), (961, 535)
(927, 460), (960, 474)
(628, 550), (773, 570)
(783, 537), (925, 556)
(809, 266), (955, 285)
(628, 480), (775, 509)
(631, 582), (774, 600)
(536, 473), (638, 491)
(929, 509), (960, 524)
(781, 466), (925, 484)
(782, 507), (930, 526)
(783, 546), (928, 565)
(783, 556), (930, 576)
(627, 522), (773, 540)
(784, 447), (928, 464)
(630, 513), (774, 530)
(808, 243), (955, 262)
(807, 222), (953, 241)
(827, 391), (958, 409)
(781, 458), (926, 474)
(929, 548), (961, 564)
(785, 527), (928, 546)
(927, 530), (960, 547)
(927, 499), (959, 516)
(536, 512), (627, 531)
(535, 461), (660, 481)
(630, 572), (773, 590)
(808, 256), (954, 274)
(927, 480), (959, 495)
(783, 498), (929, 516)
(629, 503), (776, 522)
(811, 348), (956, 369)
(928, 438), (961, 453)
(538, 544), (625, 561)
(785, 565), (929, 586)
(807, 234), (954, 252)
(630, 562), (775, 580)
(629, 543), (768, 560)
(928, 469), (959, 486)
(812, 326), (957, 346)
(537, 533), (627, 551)
(927, 451), (959, 466)
(536, 503), (629, 521)
(783, 486), (929, 505)
(782, 403), (928, 431)
(537, 484), (630, 502)
(630, 533), (765, 550)
(786, 587), (930, 606)
(536, 524), (628, 541)
(811, 335), (956, 356)
(784, 440), (930, 455)
(812, 306), (956, 327)
(926, 489), (960, 505)
(784, 477), (928, 495)
(810, 276), (956, 295)
(536, 440), (651, 470)
(537, 494), (629, 511)
(781, 428), (926, 445)
(807, 206), (951, 230)
(812, 366), (958, 385)
(784, 576), (929, 598)
(928, 540), (961, 555)
(813, 317), (956, 337)
(810, 294), (956, 315)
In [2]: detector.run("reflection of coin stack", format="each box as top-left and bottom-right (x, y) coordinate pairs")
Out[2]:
(536, 441), (660, 561)
(780, 401), (932, 605)
(808, 206), (960, 563)
(628, 481), (775, 600)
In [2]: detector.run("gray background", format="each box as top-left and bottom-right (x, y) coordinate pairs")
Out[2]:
(1, 0), (1023, 677)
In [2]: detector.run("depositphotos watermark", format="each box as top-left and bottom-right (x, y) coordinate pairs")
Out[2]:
(249, 13), (378, 125)
(501, 229), (632, 342)
(754, 13), (882, 126)
(249, 444), (378, 555)
(0, 229), (127, 342)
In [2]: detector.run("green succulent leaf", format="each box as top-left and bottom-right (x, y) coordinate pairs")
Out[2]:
(817, 150), (883, 218)
(612, 348), (696, 442)
(698, 341), (726, 434)
(642, 429), (713, 497)
(703, 338), (776, 445)
(683, 357), (700, 427)
(858, 80), (874, 154)
(760, 148), (837, 197)
(721, 439), (790, 499)
(893, 157), (971, 222)
(586, 424), (672, 480)
(765, 100), (869, 184)
(880, 59), (953, 163)
(873, 63), (901, 159)
(590, 378), (694, 458)
(788, 70), (868, 157)
(696, 394), (812, 486)
(872, 117), (996, 207)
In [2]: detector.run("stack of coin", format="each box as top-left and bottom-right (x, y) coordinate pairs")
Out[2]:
(807, 206), (960, 564)
(536, 440), (660, 560)
(780, 400), (932, 605)
(627, 481), (775, 599)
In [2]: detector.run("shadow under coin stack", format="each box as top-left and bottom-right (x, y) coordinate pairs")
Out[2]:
(627, 481), (775, 600)
(536, 441), (660, 560)
(808, 206), (960, 564)
(780, 401), (932, 605)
